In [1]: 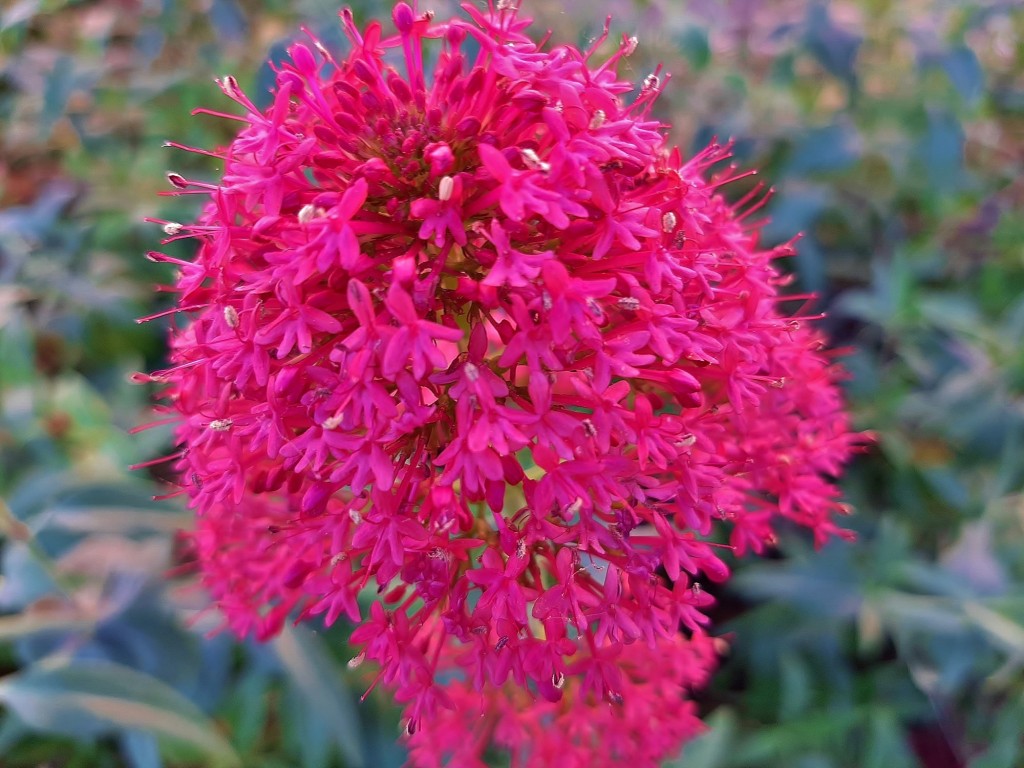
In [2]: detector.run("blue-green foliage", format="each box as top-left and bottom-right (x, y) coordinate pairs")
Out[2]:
(1, 1), (1022, 766)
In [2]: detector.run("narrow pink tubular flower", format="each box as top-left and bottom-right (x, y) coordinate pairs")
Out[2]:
(147, 2), (863, 765)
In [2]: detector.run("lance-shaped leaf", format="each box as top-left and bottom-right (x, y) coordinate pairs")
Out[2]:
(0, 658), (240, 767)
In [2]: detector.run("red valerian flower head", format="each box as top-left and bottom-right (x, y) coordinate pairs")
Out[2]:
(145, 2), (862, 765)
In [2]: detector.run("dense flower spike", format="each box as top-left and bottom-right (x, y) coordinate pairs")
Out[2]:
(150, 2), (860, 765)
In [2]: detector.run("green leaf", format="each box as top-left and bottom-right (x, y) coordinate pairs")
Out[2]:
(918, 110), (964, 189)
(962, 601), (1024, 657)
(941, 46), (984, 104)
(0, 0), (40, 32)
(41, 55), (75, 135)
(778, 652), (813, 721)
(220, 670), (272, 755)
(0, 541), (58, 611)
(0, 312), (35, 391)
(0, 658), (240, 767)
(120, 729), (163, 768)
(44, 482), (192, 535)
(273, 625), (366, 768)
(803, 3), (861, 88)
(731, 707), (865, 764)
(785, 123), (861, 176)
(863, 709), (916, 768)
(0, 610), (95, 641)
(970, 693), (1024, 768)
(672, 707), (737, 768)
(875, 592), (966, 635)
(678, 26), (711, 71)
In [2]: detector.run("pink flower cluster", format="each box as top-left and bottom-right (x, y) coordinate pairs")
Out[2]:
(147, 2), (859, 766)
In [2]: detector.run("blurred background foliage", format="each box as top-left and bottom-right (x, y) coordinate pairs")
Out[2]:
(0, 0), (1022, 766)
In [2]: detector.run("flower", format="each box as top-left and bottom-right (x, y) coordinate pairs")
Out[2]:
(146, 2), (861, 765)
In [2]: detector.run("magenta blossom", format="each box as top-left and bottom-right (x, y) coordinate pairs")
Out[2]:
(146, 2), (861, 766)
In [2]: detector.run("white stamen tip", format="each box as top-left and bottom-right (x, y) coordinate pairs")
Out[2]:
(438, 175), (455, 202)
(162, 222), (183, 236)
(662, 211), (678, 233)
(643, 73), (660, 91)
(589, 110), (606, 130)
(298, 203), (318, 224)
(209, 419), (233, 431)
(349, 508), (362, 524)
(218, 75), (242, 100)
(323, 414), (343, 430)
(463, 362), (480, 382)
(624, 36), (639, 56)
(223, 305), (239, 328)
(617, 297), (640, 311)
(521, 148), (550, 172)
(347, 652), (365, 669)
